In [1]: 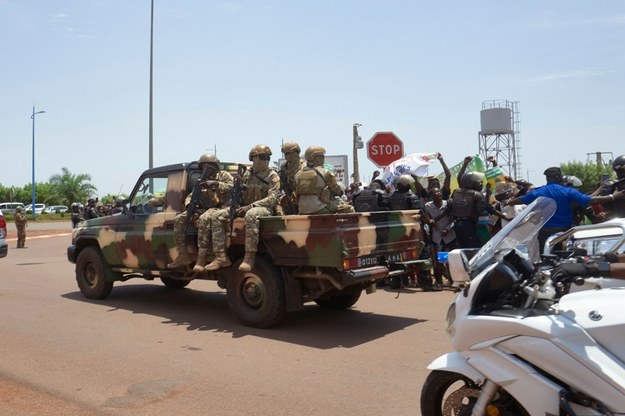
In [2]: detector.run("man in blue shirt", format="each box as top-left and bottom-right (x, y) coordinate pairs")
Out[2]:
(506, 167), (624, 252)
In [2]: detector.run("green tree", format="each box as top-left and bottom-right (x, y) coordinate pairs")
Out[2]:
(560, 161), (612, 194)
(48, 167), (98, 206)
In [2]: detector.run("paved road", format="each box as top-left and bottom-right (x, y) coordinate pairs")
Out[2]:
(0, 235), (455, 416)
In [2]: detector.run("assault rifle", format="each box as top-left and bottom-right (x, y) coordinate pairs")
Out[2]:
(229, 164), (247, 238)
(184, 164), (210, 235)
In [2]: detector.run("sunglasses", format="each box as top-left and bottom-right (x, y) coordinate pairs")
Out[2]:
(614, 164), (625, 169)
(283, 150), (297, 155)
(254, 154), (271, 161)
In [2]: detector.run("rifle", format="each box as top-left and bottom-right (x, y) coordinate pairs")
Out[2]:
(184, 164), (210, 235)
(229, 164), (247, 238)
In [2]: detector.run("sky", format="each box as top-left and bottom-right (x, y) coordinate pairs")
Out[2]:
(1, 0), (624, 197)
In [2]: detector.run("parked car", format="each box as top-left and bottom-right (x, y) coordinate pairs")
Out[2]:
(0, 210), (7, 258)
(0, 202), (25, 215)
(24, 203), (46, 214)
(43, 205), (69, 214)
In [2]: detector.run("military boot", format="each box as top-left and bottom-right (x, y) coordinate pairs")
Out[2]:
(193, 248), (210, 273)
(238, 252), (256, 272)
(167, 251), (192, 268)
(204, 252), (232, 271)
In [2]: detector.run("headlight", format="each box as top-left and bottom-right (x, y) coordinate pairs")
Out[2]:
(445, 302), (456, 337)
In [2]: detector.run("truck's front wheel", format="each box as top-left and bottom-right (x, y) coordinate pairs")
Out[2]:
(226, 255), (286, 328)
(76, 246), (113, 299)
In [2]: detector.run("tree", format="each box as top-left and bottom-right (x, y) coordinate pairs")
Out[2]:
(48, 167), (98, 206)
(560, 161), (612, 194)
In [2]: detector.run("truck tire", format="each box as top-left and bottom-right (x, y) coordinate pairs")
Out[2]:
(226, 255), (286, 328)
(315, 286), (362, 310)
(160, 277), (190, 289)
(76, 246), (113, 299)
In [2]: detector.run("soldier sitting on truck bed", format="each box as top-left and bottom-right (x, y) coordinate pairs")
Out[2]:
(294, 146), (355, 215)
(167, 153), (232, 269)
(205, 144), (281, 272)
(192, 155), (233, 272)
(277, 141), (306, 215)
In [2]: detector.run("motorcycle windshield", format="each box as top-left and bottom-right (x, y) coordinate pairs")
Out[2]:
(468, 197), (556, 273)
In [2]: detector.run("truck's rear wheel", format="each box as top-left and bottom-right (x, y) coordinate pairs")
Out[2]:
(76, 246), (113, 299)
(315, 286), (362, 310)
(226, 255), (286, 328)
(160, 277), (190, 289)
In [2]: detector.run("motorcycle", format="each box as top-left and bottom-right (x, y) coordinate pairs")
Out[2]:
(421, 196), (625, 416)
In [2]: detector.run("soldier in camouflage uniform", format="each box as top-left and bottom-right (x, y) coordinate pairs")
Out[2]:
(295, 146), (355, 215)
(167, 153), (232, 269)
(205, 144), (280, 272)
(14, 206), (28, 248)
(277, 141), (306, 215)
(192, 155), (233, 272)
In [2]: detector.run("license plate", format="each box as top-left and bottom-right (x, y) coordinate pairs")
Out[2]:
(387, 253), (401, 262)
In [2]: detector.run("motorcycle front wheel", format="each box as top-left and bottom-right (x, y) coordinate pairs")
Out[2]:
(420, 370), (529, 416)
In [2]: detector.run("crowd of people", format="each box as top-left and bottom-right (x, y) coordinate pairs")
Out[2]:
(62, 146), (625, 291)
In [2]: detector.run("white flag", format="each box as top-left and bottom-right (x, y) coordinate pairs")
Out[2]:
(380, 152), (438, 185)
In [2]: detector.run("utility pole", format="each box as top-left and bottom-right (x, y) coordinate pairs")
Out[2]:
(352, 123), (363, 184)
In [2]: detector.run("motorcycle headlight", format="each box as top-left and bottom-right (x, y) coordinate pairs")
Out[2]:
(445, 302), (456, 337)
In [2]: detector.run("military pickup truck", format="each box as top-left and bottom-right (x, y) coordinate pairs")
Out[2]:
(67, 162), (425, 327)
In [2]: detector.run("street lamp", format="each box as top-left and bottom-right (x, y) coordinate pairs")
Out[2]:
(31, 106), (46, 219)
(352, 123), (363, 184)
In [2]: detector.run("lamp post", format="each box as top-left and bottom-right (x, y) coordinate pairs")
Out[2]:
(31, 106), (46, 219)
(352, 123), (363, 184)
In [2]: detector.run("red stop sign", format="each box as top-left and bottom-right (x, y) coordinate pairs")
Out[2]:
(366, 132), (404, 167)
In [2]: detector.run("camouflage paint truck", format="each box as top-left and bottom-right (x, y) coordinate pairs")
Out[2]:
(67, 162), (425, 328)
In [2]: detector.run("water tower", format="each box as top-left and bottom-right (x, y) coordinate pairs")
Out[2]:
(478, 100), (521, 179)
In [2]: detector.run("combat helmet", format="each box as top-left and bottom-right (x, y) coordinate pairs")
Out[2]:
(396, 174), (415, 189)
(198, 153), (221, 170)
(494, 182), (515, 196)
(304, 146), (326, 163)
(248, 144), (272, 161)
(460, 172), (484, 191)
(613, 155), (625, 169)
(281, 141), (301, 154)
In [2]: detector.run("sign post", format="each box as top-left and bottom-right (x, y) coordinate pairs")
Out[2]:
(366, 132), (404, 167)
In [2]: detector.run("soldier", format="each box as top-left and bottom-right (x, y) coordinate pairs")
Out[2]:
(598, 155), (625, 220)
(85, 198), (100, 220)
(14, 206), (27, 248)
(294, 146), (355, 215)
(168, 153), (232, 269)
(192, 155), (233, 272)
(388, 175), (423, 210)
(447, 172), (508, 249)
(70, 202), (85, 228)
(205, 144), (280, 272)
(277, 141), (306, 215)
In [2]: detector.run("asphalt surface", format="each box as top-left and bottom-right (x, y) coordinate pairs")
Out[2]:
(0, 233), (456, 416)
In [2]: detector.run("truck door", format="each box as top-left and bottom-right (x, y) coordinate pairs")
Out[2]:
(114, 170), (184, 270)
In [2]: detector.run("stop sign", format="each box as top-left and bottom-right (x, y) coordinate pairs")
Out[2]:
(366, 131), (404, 167)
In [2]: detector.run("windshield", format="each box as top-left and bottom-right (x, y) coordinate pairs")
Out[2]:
(468, 197), (556, 272)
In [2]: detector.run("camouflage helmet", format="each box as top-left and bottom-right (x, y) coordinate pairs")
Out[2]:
(16, 206), (22, 212)
(396, 174), (415, 188)
(248, 144), (272, 161)
(304, 146), (326, 162)
(281, 141), (301, 154)
(460, 172), (484, 191)
(198, 153), (220, 170)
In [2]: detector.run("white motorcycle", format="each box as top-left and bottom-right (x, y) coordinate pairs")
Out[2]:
(421, 197), (625, 416)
